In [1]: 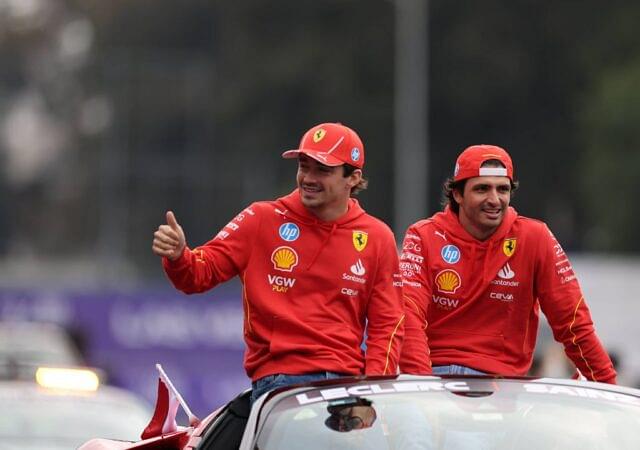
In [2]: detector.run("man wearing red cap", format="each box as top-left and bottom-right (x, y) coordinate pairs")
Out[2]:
(152, 123), (405, 402)
(399, 144), (617, 383)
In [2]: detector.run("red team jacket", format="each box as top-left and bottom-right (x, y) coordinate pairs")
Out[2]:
(163, 190), (405, 381)
(399, 206), (617, 383)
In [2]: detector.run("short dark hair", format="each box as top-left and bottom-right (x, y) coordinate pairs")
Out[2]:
(343, 164), (368, 196)
(441, 159), (519, 213)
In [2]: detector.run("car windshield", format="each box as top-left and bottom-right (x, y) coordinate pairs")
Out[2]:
(254, 380), (640, 449)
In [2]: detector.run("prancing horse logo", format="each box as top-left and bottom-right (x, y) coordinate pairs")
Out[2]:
(353, 231), (368, 252)
(313, 129), (326, 142)
(503, 238), (516, 257)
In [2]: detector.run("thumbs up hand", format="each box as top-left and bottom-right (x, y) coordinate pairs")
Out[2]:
(152, 211), (187, 261)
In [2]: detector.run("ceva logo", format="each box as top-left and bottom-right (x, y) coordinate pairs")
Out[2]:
(490, 292), (514, 302)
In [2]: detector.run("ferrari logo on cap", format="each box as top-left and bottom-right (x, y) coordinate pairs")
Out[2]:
(503, 238), (516, 257)
(313, 129), (326, 143)
(353, 231), (368, 252)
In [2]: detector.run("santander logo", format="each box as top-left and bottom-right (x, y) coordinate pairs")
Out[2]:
(498, 263), (515, 280)
(350, 259), (366, 276)
(492, 262), (520, 287)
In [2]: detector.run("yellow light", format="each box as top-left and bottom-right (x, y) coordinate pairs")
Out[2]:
(35, 367), (100, 391)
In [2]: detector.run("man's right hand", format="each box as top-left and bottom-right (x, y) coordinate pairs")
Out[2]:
(152, 211), (186, 261)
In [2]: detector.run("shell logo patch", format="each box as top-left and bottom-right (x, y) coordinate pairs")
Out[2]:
(271, 246), (299, 272)
(353, 231), (368, 252)
(313, 128), (326, 143)
(435, 269), (461, 294)
(503, 238), (517, 257)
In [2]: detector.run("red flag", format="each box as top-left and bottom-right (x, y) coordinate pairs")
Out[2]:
(141, 376), (179, 439)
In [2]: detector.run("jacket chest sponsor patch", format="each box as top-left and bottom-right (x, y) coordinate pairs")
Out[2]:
(350, 259), (365, 276)
(488, 292), (514, 302)
(491, 263), (520, 287)
(435, 269), (461, 294)
(352, 231), (368, 252)
(341, 287), (360, 297)
(432, 294), (460, 310)
(341, 260), (367, 295)
(503, 238), (516, 257)
(440, 244), (461, 264)
(342, 259), (367, 284)
(278, 222), (300, 242)
(498, 262), (515, 279)
(268, 274), (296, 293)
(271, 246), (299, 272)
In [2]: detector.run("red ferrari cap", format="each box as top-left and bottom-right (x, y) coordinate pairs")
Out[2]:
(454, 144), (514, 182)
(282, 123), (365, 169)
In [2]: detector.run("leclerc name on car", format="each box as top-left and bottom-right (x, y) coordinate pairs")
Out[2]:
(295, 379), (640, 408)
(296, 381), (471, 405)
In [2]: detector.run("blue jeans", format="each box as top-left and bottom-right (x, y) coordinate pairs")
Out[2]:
(251, 371), (346, 404)
(432, 364), (487, 375)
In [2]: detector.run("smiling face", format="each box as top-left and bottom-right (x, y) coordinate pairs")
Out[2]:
(296, 154), (361, 221)
(453, 176), (512, 240)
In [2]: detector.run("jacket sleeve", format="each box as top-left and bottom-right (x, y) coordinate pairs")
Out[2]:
(535, 224), (617, 384)
(364, 229), (406, 376)
(162, 204), (261, 294)
(398, 226), (432, 374)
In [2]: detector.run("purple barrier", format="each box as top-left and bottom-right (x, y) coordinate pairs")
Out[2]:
(0, 281), (249, 418)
